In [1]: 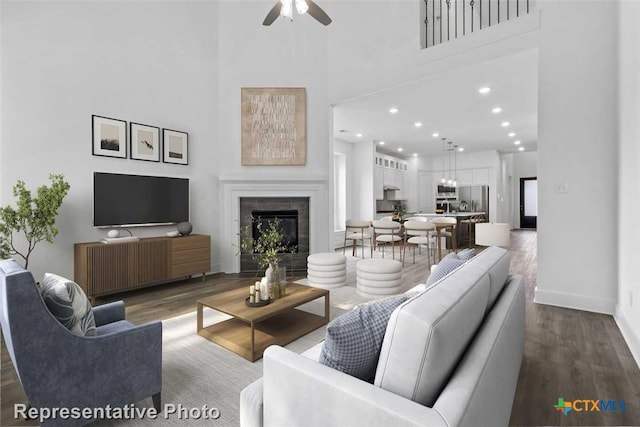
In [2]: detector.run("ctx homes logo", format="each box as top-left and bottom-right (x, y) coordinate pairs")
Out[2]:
(554, 398), (627, 415)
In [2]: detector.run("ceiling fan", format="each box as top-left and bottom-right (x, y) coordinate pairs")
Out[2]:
(263, 0), (332, 26)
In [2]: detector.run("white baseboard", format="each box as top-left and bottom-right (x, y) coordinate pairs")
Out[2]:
(614, 305), (640, 370)
(533, 287), (616, 315)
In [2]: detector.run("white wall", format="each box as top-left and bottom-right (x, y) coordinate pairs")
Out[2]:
(351, 141), (376, 221)
(0, 1), (219, 280)
(215, 1), (331, 271)
(535, 0), (618, 314)
(616, 0), (640, 367)
(333, 138), (355, 246)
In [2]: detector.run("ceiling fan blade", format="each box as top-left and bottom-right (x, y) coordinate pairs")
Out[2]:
(306, 0), (332, 26)
(263, 2), (283, 26)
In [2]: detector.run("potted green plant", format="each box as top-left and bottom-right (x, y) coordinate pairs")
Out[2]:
(0, 174), (70, 268)
(236, 217), (292, 299)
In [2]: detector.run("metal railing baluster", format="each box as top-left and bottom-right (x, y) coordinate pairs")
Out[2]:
(423, 0), (531, 48)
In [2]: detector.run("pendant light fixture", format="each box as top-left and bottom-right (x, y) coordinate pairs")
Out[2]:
(441, 138), (447, 184)
(440, 138), (458, 187)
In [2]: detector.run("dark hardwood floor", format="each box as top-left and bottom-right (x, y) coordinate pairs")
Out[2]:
(508, 230), (640, 426)
(2, 231), (639, 426)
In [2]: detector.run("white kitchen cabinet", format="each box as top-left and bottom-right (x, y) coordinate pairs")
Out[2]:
(374, 166), (384, 200)
(394, 170), (405, 199)
(374, 153), (408, 202)
(456, 170), (474, 187)
(473, 168), (490, 186)
(383, 168), (395, 187)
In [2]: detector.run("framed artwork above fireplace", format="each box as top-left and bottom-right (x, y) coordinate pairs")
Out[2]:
(241, 87), (306, 166)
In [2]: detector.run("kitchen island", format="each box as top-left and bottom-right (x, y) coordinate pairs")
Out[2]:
(414, 212), (487, 250)
(413, 212), (486, 218)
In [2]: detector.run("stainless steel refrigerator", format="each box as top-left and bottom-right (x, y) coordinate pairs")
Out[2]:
(457, 186), (489, 218)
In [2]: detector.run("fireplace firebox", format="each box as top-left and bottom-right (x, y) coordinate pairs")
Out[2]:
(251, 210), (299, 253)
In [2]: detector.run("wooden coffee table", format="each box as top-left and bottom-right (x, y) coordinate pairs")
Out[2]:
(197, 282), (330, 361)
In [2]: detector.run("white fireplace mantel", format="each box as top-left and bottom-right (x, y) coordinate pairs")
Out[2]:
(220, 176), (329, 273)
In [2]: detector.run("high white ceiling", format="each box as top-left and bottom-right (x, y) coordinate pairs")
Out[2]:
(333, 48), (538, 158)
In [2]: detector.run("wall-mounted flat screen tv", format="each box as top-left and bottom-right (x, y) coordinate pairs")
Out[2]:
(93, 172), (189, 227)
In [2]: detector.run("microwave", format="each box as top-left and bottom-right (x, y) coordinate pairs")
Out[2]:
(437, 185), (457, 196)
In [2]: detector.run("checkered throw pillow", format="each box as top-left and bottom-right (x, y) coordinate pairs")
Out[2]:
(426, 253), (466, 286)
(319, 294), (409, 381)
(457, 248), (477, 261)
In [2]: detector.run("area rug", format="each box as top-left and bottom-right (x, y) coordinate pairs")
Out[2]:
(97, 255), (422, 427)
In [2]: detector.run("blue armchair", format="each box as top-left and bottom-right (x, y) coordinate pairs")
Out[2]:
(0, 259), (162, 426)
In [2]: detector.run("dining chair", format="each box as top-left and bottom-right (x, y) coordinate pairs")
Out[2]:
(343, 219), (373, 258)
(402, 220), (436, 267)
(429, 216), (458, 259)
(372, 220), (403, 260)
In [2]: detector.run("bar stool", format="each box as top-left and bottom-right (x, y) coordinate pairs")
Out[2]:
(460, 215), (486, 248)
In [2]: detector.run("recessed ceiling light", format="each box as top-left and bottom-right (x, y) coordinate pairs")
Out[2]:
(508, 132), (516, 137)
(492, 107), (502, 114)
(514, 140), (521, 145)
(378, 141), (385, 145)
(414, 122), (423, 128)
(397, 148), (403, 152)
(432, 132), (439, 138)
(501, 121), (510, 127)
(389, 107), (399, 114)
(458, 147), (464, 152)
(518, 147), (525, 151)
(478, 87), (491, 94)
(413, 153), (418, 157)
(356, 133), (363, 138)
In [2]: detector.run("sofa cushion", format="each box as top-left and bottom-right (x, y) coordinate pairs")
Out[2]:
(425, 253), (466, 286)
(469, 246), (511, 309)
(39, 273), (96, 336)
(319, 294), (408, 381)
(374, 263), (490, 406)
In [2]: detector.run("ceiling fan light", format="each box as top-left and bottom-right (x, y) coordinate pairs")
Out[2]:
(280, 0), (293, 19)
(295, 0), (309, 14)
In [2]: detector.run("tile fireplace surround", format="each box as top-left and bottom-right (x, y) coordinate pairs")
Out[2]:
(239, 197), (309, 272)
(220, 176), (328, 274)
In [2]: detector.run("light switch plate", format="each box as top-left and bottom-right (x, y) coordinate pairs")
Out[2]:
(554, 182), (569, 194)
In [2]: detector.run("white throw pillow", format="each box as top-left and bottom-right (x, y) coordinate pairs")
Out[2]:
(39, 273), (96, 336)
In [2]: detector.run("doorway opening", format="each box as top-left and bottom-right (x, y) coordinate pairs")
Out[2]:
(520, 177), (537, 229)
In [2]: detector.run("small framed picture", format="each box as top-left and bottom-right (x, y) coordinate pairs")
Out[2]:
(162, 129), (188, 165)
(130, 122), (160, 162)
(92, 115), (127, 158)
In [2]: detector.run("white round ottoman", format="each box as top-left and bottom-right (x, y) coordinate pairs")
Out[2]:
(307, 253), (347, 289)
(356, 258), (402, 298)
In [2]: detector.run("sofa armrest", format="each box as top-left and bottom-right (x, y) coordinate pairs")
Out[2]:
(240, 378), (263, 427)
(260, 346), (448, 427)
(92, 300), (126, 327)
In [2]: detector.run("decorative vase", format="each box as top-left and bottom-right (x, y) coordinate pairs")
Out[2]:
(266, 263), (280, 299)
(177, 221), (192, 236)
(278, 265), (287, 297)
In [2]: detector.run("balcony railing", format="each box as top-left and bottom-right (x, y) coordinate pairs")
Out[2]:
(423, 0), (532, 48)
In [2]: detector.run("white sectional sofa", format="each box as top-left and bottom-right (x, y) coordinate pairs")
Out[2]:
(240, 246), (525, 427)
